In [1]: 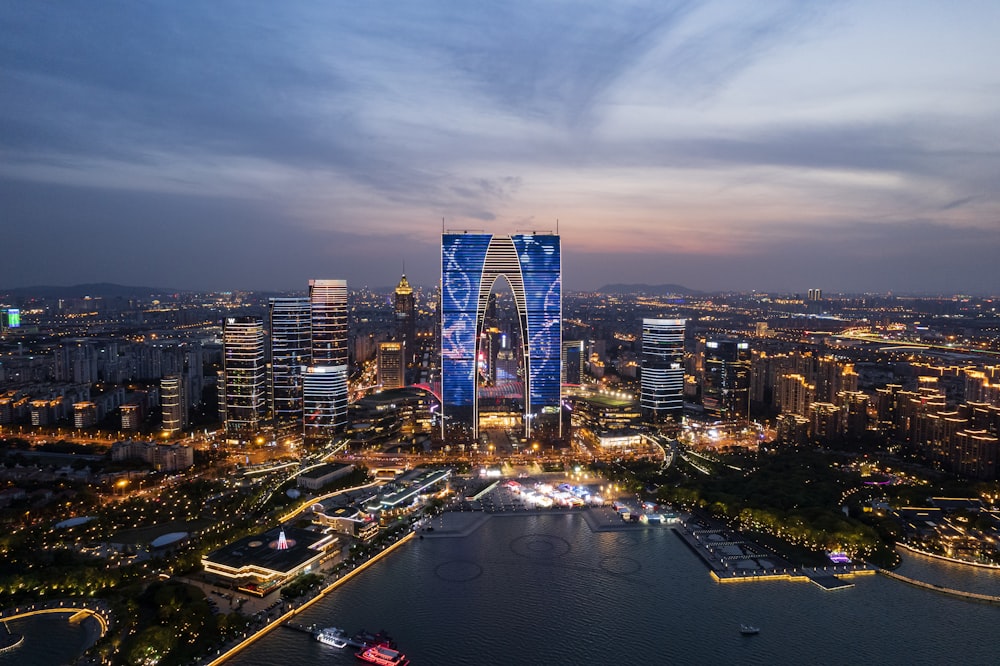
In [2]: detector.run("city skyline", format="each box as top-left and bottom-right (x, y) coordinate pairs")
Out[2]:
(3, 2), (1000, 294)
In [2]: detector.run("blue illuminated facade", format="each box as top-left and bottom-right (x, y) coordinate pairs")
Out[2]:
(441, 232), (561, 439)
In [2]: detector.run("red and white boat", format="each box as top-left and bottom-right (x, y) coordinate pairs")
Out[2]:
(355, 645), (410, 666)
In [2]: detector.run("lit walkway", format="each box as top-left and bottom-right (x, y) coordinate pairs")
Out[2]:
(0, 598), (114, 637)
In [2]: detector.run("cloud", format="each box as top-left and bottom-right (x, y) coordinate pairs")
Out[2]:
(940, 196), (978, 211)
(2, 2), (999, 293)
(568, 219), (1000, 295)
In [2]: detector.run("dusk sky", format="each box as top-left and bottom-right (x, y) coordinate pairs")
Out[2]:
(2, 2), (999, 294)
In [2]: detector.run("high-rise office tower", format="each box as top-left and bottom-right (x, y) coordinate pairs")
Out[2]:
(161, 373), (187, 433)
(395, 274), (416, 363)
(640, 319), (685, 421)
(701, 339), (751, 421)
(441, 232), (561, 439)
(378, 341), (405, 390)
(303, 365), (348, 442)
(222, 316), (266, 435)
(309, 279), (348, 366)
(561, 340), (585, 385)
(269, 297), (311, 421)
(216, 369), (226, 425)
(184, 344), (204, 408)
(305, 280), (348, 442)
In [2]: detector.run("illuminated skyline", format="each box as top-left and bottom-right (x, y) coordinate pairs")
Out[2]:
(2, 2), (999, 294)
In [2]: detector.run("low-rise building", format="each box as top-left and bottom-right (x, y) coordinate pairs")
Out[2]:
(297, 463), (354, 491)
(201, 526), (340, 597)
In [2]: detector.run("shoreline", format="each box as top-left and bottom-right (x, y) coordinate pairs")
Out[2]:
(419, 506), (678, 539)
(203, 531), (415, 666)
(896, 542), (1000, 570)
(878, 568), (1000, 604)
(202, 511), (1000, 665)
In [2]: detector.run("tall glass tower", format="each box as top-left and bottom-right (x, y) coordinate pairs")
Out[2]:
(161, 374), (186, 433)
(305, 279), (348, 442)
(222, 316), (266, 434)
(702, 339), (751, 421)
(394, 274), (416, 365)
(269, 297), (311, 422)
(441, 232), (561, 440)
(303, 365), (348, 442)
(309, 279), (348, 366)
(640, 318), (686, 422)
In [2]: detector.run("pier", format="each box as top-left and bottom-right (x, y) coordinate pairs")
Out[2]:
(283, 622), (316, 636)
(675, 521), (875, 588)
(282, 623), (376, 649)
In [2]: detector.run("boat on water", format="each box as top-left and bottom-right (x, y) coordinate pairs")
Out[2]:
(316, 627), (349, 648)
(740, 624), (760, 636)
(355, 644), (409, 665)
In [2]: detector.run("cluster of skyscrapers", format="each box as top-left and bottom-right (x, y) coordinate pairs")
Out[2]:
(218, 231), (700, 446)
(221, 280), (348, 443)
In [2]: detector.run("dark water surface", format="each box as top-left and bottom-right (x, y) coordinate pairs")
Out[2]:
(221, 513), (1000, 666)
(0, 613), (94, 666)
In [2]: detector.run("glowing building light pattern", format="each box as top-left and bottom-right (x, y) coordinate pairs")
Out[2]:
(269, 297), (311, 421)
(441, 232), (561, 439)
(640, 319), (686, 421)
(222, 317), (266, 434)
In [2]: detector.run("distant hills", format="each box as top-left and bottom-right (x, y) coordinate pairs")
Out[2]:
(594, 283), (702, 296)
(1, 281), (705, 299)
(0, 283), (179, 299)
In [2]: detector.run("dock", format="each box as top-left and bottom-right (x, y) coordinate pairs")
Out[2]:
(675, 521), (874, 588)
(282, 622), (392, 650)
(283, 622), (316, 636)
(808, 575), (855, 591)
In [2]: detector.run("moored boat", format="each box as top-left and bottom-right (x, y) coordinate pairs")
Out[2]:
(355, 644), (409, 665)
(316, 627), (348, 648)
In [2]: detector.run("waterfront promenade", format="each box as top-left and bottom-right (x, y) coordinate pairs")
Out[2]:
(878, 568), (1000, 604)
(202, 530), (414, 666)
(896, 541), (1000, 570)
(675, 520), (875, 589)
(420, 505), (676, 539)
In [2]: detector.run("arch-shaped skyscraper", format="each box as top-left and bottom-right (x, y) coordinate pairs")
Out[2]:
(441, 232), (561, 440)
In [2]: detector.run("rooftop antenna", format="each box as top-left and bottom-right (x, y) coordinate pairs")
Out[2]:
(556, 219), (559, 234)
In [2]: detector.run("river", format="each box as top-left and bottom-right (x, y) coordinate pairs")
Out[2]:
(8, 512), (1000, 665)
(221, 512), (999, 666)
